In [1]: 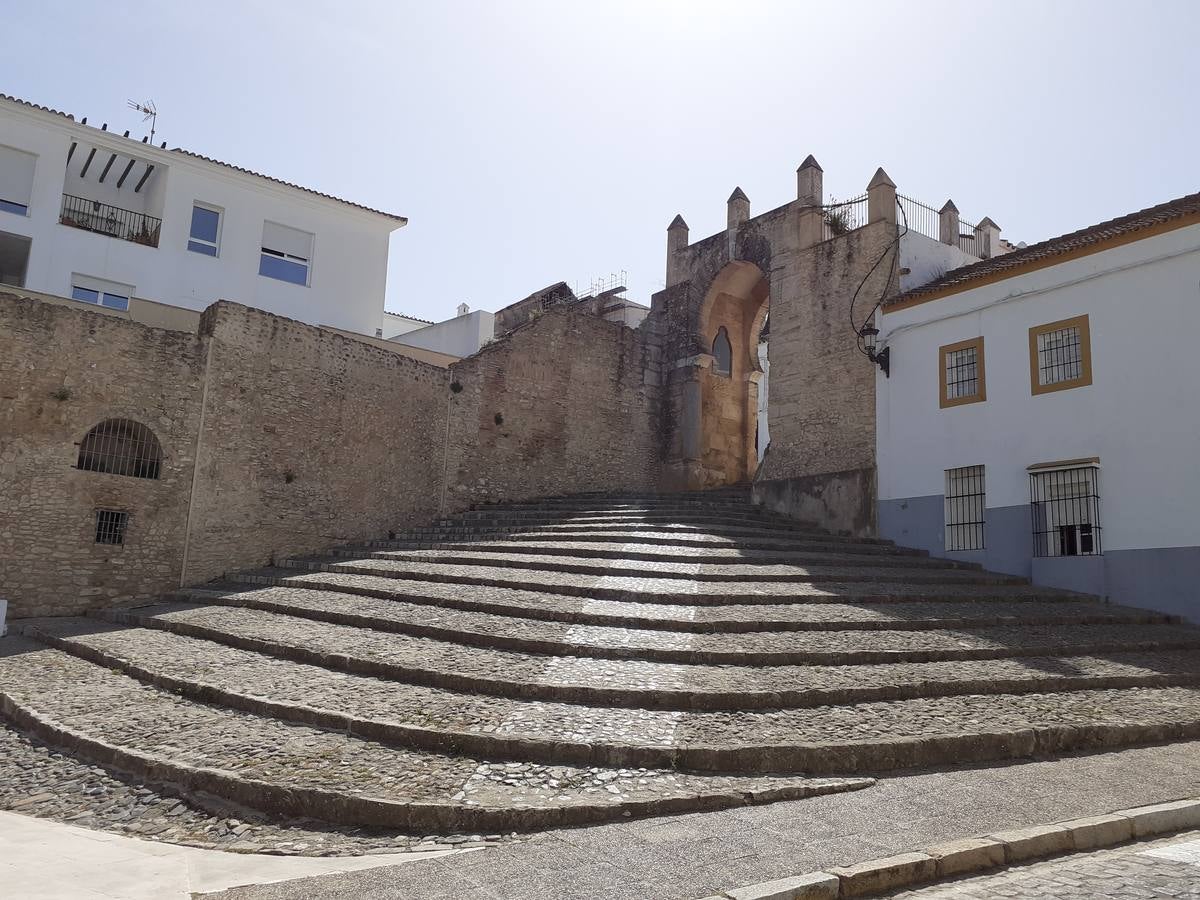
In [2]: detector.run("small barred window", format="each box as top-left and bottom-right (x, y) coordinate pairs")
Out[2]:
(77, 419), (163, 480)
(944, 465), (986, 551)
(95, 509), (129, 545)
(1029, 315), (1092, 395)
(938, 337), (985, 408)
(1029, 463), (1101, 557)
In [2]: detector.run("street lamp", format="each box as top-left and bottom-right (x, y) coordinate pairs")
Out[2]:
(859, 325), (890, 377)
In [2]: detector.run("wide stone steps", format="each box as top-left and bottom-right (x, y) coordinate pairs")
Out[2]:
(97, 602), (1200, 711)
(281, 558), (1043, 606)
(228, 570), (1163, 633)
(0, 638), (867, 831)
(352, 539), (981, 569)
(168, 584), (1200, 666)
(21, 620), (1200, 777)
(323, 548), (987, 582)
(7, 488), (1200, 838)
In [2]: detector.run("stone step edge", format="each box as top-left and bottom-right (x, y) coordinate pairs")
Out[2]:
(26, 624), (1200, 780)
(705, 798), (1200, 900)
(0, 673), (870, 835)
(395, 524), (902, 548)
(225, 573), (1161, 633)
(277, 561), (1045, 607)
(353, 542), (983, 570)
(97, 607), (1200, 713)
(172, 588), (1200, 668)
(322, 551), (1000, 585)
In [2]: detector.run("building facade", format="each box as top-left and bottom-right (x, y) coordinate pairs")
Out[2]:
(877, 192), (1200, 620)
(0, 94), (405, 335)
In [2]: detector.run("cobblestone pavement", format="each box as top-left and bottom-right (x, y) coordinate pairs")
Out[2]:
(5, 491), (1200, 855)
(0, 722), (515, 857)
(202, 741), (1200, 899)
(891, 831), (1200, 898)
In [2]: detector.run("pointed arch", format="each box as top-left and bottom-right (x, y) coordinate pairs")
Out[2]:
(712, 326), (732, 377)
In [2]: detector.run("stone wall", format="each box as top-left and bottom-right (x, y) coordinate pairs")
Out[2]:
(444, 308), (660, 508)
(1, 295), (664, 619)
(0, 296), (206, 617)
(180, 303), (450, 585)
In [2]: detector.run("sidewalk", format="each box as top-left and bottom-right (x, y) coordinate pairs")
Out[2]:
(0, 810), (466, 900)
(203, 740), (1200, 899)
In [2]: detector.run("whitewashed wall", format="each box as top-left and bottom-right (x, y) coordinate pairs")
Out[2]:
(878, 221), (1200, 555)
(0, 101), (400, 335)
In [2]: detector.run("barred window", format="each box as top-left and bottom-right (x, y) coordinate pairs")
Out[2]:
(945, 465), (985, 550)
(1029, 462), (1101, 557)
(94, 509), (128, 545)
(1030, 315), (1092, 394)
(939, 337), (986, 407)
(712, 326), (732, 377)
(76, 419), (163, 479)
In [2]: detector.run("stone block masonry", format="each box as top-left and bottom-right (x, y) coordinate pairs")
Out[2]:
(0, 294), (663, 618)
(444, 307), (661, 510)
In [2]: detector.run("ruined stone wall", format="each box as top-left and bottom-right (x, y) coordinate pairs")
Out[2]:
(444, 308), (660, 508)
(181, 303), (450, 584)
(0, 296), (206, 617)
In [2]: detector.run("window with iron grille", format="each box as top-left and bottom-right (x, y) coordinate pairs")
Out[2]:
(945, 465), (986, 550)
(1029, 463), (1101, 557)
(94, 509), (128, 545)
(1029, 315), (1092, 395)
(76, 419), (163, 479)
(939, 337), (986, 408)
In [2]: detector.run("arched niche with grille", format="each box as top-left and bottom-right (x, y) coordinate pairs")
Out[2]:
(76, 419), (163, 480)
(712, 326), (733, 377)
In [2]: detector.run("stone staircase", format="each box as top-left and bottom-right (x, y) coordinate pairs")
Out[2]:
(5, 488), (1200, 836)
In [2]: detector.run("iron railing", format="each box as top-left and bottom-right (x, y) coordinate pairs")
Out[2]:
(60, 194), (161, 248)
(822, 194), (868, 242)
(898, 194), (981, 257)
(944, 465), (986, 551)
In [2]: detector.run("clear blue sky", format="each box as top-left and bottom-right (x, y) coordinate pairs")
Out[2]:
(6, 1), (1197, 321)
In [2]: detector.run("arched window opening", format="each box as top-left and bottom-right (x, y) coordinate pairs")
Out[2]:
(712, 326), (732, 377)
(76, 419), (163, 480)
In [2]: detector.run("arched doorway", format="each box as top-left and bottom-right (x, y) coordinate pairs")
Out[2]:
(693, 260), (770, 487)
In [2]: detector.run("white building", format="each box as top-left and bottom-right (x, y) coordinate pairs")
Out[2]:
(877, 190), (1200, 621)
(0, 93), (406, 335)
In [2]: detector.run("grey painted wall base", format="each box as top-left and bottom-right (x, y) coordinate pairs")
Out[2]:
(880, 495), (1200, 623)
(754, 467), (876, 538)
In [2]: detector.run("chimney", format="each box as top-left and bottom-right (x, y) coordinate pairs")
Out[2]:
(939, 200), (960, 246)
(457, 302), (470, 316)
(666, 214), (689, 286)
(867, 167), (897, 225)
(974, 216), (1001, 259)
(796, 155), (823, 206)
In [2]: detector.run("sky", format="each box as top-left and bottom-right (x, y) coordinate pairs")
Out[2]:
(5, 1), (1198, 322)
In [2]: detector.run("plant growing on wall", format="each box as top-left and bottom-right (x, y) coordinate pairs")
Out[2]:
(49, 386), (72, 402)
(824, 199), (853, 236)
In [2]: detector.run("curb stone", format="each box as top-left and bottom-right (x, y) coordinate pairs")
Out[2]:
(703, 797), (1200, 899)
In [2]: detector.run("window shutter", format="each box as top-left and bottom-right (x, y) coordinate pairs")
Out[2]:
(0, 146), (37, 206)
(261, 221), (313, 260)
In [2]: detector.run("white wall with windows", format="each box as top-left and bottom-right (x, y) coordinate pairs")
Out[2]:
(0, 97), (404, 335)
(877, 220), (1200, 619)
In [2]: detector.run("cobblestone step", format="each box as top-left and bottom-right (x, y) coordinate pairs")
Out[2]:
(98, 602), (1200, 711)
(227, 570), (1158, 632)
(322, 549), (988, 583)
(352, 540), (983, 570)
(23, 622), (1200, 777)
(0, 638), (868, 830)
(168, 584), (1200, 666)
(281, 558), (1044, 606)
(394, 521), (902, 547)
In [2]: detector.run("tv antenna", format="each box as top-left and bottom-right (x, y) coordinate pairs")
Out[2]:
(127, 99), (158, 144)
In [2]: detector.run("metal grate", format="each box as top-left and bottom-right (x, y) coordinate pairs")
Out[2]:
(1036, 325), (1082, 386)
(945, 465), (986, 550)
(1030, 465), (1101, 557)
(944, 345), (979, 400)
(76, 419), (163, 480)
(94, 509), (129, 545)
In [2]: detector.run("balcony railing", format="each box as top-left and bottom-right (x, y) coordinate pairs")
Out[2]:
(59, 194), (161, 248)
(822, 193), (869, 242)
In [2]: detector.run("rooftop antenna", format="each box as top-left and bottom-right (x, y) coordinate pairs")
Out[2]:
(127, 99), (158, 144)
